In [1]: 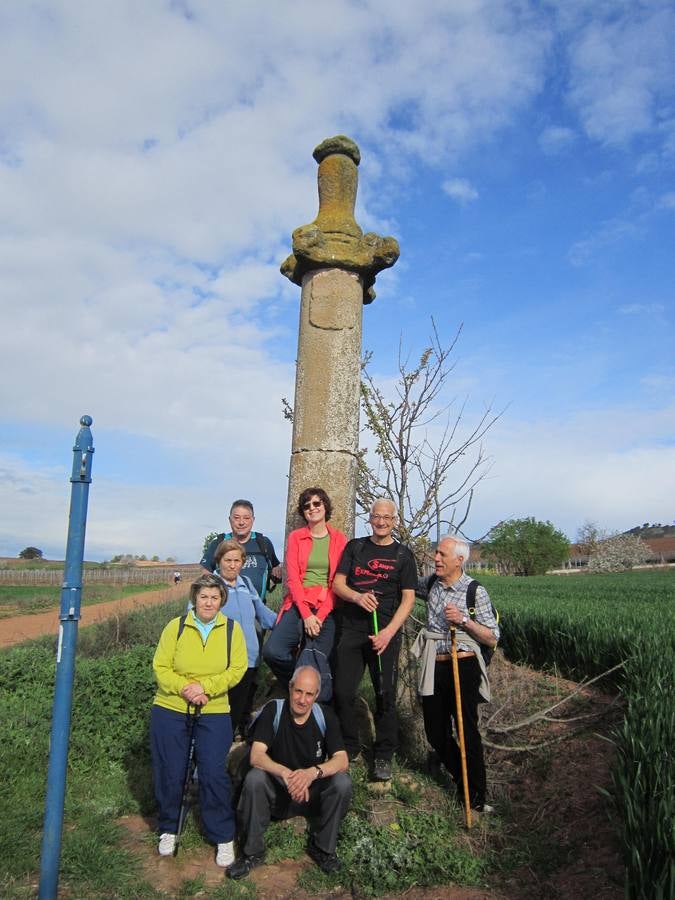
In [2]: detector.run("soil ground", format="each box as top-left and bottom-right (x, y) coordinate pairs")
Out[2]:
(3, 588), (625, 898)
(114, 652), (624, 900)
(0, 581), (187, 648)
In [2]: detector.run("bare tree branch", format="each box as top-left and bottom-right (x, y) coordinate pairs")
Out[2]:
(486, 661), (626, 733)
(357, 318), (502, 563)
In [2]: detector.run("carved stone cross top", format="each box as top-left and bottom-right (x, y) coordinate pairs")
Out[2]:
(281, 135), (400, 303)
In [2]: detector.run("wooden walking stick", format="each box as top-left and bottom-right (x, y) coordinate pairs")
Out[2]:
(450, 627), (472, 829)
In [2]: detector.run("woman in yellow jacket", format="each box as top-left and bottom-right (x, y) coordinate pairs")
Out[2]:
(150, 574), (247, 867)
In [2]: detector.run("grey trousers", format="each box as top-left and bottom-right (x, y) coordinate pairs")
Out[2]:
(237, 768), (352, 856)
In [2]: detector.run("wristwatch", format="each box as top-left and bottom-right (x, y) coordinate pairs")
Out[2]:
(315, 765), (324, 779)
(461, 615), (468, 626)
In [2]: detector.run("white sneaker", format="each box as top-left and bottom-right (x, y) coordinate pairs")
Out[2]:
(158, 833), (177, 856)
(216, 841), (235, 867)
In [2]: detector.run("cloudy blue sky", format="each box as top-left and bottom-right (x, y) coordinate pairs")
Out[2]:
(1, 0), (673, 562)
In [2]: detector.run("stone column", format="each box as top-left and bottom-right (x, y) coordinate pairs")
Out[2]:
(281, 136), (399, 539)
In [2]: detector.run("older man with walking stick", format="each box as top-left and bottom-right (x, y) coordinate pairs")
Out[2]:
(412, 534), (499, 821)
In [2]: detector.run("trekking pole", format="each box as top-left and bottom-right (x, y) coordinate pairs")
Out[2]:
(372, 610), (385, 700)
(174, 704), (201, 856)
(450, 627), (472, 829)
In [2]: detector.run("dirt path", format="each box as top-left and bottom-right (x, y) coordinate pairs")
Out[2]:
(120, 813), (499, 900)
(0, 582), (188, 648)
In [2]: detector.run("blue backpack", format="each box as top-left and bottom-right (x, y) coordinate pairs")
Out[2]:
(260, 698), (326, 737)
(294, 638), (333, 703)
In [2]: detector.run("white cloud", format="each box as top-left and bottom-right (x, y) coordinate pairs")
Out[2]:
(563, 2), (675, 146)
(618, 303), (665, 316)
(640, 372), (675, 392)
(0, 2), (672, 564)
(0, 2), (552, 445)
(468, 402), (675, 540)
(538, 125), (575, 155)
(442, 177), (479, 205)
(568, 217), (640, 266)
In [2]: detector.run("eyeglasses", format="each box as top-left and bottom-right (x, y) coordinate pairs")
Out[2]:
(303, 500), (323, 511)
(371, 514), (394, 522)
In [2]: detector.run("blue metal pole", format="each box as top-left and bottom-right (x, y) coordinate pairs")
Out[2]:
(39, 415), (94, 900)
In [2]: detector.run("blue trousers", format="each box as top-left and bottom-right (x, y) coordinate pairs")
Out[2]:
(263, 605), (336, 683)
(150, 705), (234, 843)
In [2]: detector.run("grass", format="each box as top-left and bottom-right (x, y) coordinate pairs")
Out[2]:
(0, 594), (488, 899)
(482, 568), (675, 900)
(0, 557), (111, 571)
(3, 571), (671, 898)
(0, 582), (166, 617)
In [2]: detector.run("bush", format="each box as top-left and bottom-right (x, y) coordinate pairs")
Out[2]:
(301, 807), (485, 896)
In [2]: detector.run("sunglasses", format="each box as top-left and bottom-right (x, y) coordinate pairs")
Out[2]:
(303, 500), (323, 510)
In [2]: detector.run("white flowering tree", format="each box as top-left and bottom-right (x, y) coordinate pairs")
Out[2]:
(356, 320), (500, 564)
(588, 533), (650, 572)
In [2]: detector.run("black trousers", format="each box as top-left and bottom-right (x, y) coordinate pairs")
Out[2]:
(333, 624), (401, 760)
(228, 667), (257, 737)
(421, 657), (486, 809)
(237, 768), (352, 856)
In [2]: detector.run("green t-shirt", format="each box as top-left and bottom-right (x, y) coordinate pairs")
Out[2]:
(303, 534), (330, 588)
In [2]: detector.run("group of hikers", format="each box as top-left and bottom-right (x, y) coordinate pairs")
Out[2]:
(149, 491), (500, 879)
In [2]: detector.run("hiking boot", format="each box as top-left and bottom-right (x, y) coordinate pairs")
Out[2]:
(307, 837), (341, 874)
(472, 803), (495, 815)
(158, 833), (176, 856)
(373, 757), (392, 781)
(227, 852), (265, 880)
(426, 749), (443, 778)
(216, 841), (235, 867)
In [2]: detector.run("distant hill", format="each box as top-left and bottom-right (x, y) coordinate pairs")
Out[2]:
(624, 523), (675, 538)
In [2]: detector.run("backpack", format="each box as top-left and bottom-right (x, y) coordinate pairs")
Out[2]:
(424, 576), (499, 666)
(294, 639), (333, 703)
(255, 698), (326, 738)
(229, 699), (327, 801)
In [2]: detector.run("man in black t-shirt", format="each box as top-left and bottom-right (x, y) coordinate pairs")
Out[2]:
(228, 667), (351, 880)
(332, 499), (417, 781)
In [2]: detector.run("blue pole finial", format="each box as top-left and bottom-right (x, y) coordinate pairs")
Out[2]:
(39, 416), (95, 899)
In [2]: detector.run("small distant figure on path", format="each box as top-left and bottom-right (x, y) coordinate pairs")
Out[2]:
(173, 571), (182, 585)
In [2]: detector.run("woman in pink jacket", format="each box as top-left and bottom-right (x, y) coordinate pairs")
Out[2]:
(262, 487), (347, 686)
